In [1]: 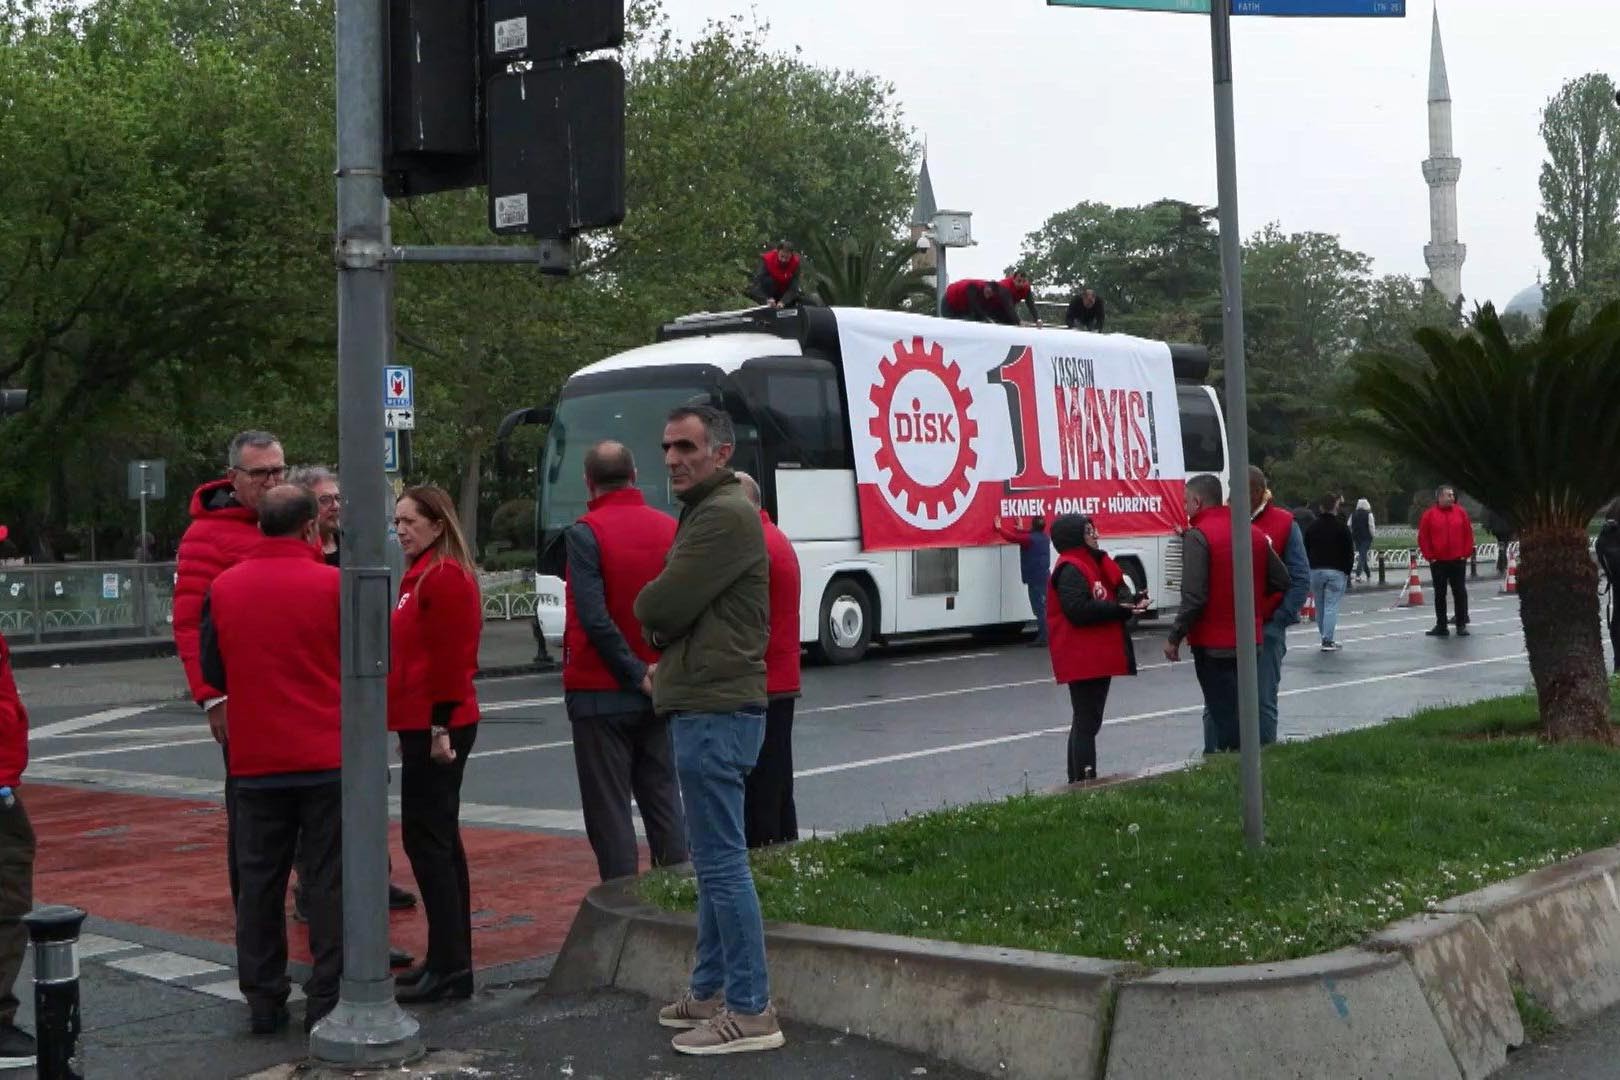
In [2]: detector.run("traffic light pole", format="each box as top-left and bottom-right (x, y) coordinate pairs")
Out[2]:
(310, 0), (422, 1063)
(1209, 0), (1264, 849)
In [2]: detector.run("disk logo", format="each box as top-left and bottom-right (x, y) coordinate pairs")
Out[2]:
(867, 336), (980, 528)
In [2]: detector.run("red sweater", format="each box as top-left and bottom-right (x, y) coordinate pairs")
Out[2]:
(206, 538), (341, 778)
(1419, 504), (1475, 562)
(174, 479), (261, 704)
(0, 634), (28, 788)
(389, 554), (482, 731)
(761, 511), (802, 697)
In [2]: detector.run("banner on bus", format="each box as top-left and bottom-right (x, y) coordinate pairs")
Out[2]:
(833, 308), (1189, 551)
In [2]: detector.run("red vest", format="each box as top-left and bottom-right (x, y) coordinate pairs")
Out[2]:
(1251, 502), (1295, 620)
(762, 250), (800, 294)
(761, 511), (802, 696)
(563, 488), (678, 692)
(1046, 547), (1132, 683)
(0, 634), (28, 788)
(208, 538), (342, 778)
(943, 278), (978, 313)
(1186, 507), (1272, 650)
(388, 555), (482, 731)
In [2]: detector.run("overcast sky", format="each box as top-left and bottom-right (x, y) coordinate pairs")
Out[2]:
(659, 0), (1618, 308)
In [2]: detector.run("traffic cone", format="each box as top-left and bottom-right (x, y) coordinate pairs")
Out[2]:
(1502, 550), (1518, 595)
(1400, 554), (1425, 607)
(1302, 589), (1317, 622)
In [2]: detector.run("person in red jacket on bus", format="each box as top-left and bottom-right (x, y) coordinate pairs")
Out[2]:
(942, 275), (1040, 325)
(736, 473), (802, 847)
(173, 430), (285, 908)
(563, 441), (686, 881)
(389, 485), (483, 1004)
(1046, 515), (1149, 783)
(744, 239), (804, 308)
(0, 563), (36, 1065)
(1419, 484), (1476, 637)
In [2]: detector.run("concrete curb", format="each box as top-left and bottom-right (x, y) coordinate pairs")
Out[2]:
(551, 844), (1620, 1079)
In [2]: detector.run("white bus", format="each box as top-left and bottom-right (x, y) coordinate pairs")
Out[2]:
(508, 306), (1229, 665)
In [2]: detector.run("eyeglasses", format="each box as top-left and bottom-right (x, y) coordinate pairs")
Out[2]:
(317, 494), (340, 507)
(234, 466), (286, 481)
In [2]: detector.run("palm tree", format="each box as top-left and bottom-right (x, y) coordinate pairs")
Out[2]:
(802, 232), (933, 311)
(1348, 300), (1620, 743)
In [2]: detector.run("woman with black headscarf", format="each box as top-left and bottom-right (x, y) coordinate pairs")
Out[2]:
(1045, 514), (1148, 782)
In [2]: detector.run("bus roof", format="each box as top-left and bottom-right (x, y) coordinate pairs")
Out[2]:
(570, 330), (803, 380)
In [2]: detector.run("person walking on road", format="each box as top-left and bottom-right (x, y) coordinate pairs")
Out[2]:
(1047, 515), (1147, 782)
(0, 614), (36, 1068)
(1419, 485), (1475, 637)
(1350, 498), (1375, 583)
(634, 405), (783, 1056)
(198, 485), (343, 1036)
(1596, 498), (1620, 674)
(1243, 468), (1309, 746)
(389, 485), (483, 1004)
(563, 441), (687, 881)
(1304, 495), (1354, 652)
(174, 430), (285, 909)
(1165, 474), (1291, 753)
(736, 472), (802, 849)
(995, 515), (1053, 646)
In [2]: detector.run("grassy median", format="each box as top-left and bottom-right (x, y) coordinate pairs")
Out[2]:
(642, 683), (1620, 967)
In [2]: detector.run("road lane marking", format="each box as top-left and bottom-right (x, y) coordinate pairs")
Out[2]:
(31, 704), (165, 740)
(793, 646), (1529, 781)
(51, 724), (210, 739)
(33, 737), (218, 763)
(890, 652), (997, 668)
(479, 696), (564, 712)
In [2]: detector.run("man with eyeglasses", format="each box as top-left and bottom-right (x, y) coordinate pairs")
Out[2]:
(174, 430), (286, 909)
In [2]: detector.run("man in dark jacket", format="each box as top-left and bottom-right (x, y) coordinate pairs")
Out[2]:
(1065, 288), (1105, 332)
(175, 430), (284, 909)
(563, 441), (686, 881)
(995, 516), (1053, 645)
(745, 240), (803, 308)
(1597, 498), (1620, 675)
(200, 485), (342, 1036)
(0, 605), (34, 1067)
(634, 405), (782, 1055)
(1303, 495), (1355, 651)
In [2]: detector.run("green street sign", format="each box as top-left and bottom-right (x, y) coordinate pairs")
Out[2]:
(1047, 0), (1209, 10)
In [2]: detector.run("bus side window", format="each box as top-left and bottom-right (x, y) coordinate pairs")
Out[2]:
(736, 358), (851, 470)
(1177, 385), (1225, 473)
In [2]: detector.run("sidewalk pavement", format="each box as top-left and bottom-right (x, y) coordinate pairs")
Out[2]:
(1496, 1002), (1620, 1079)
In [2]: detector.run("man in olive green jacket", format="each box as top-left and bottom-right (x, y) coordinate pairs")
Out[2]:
(633, 405), (782, 1057)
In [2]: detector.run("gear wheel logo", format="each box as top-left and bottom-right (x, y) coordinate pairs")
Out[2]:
(867, 336), (980, 528)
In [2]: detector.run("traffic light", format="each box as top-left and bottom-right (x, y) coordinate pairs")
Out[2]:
(383, 0), (483, 199)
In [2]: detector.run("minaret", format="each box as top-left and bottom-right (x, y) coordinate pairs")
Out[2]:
(910, 153), (938, 275)
(1422, 4), (1465, 303)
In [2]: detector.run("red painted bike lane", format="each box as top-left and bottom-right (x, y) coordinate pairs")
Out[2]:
(24, 783), (604, 969)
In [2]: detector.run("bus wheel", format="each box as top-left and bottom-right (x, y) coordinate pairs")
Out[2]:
(816, 576), (874, 665)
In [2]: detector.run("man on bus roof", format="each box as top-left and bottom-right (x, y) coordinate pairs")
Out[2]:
(745, 239), (804, 309)
(942, 275), (1040, 326)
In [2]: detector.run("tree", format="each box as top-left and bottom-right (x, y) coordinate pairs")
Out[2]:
(1536, 74), (1620, 298)
(803, 232), (931, 310)
(1349, 301), (1620, 743)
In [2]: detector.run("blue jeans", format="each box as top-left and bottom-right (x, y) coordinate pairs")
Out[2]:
(1027, 582), (1047, 641)
(1354, 539), (1373, 579)
(1310, 569), (1349, 644)
(671, 709), (770, 1014)
(1198, 621), (1287, 751)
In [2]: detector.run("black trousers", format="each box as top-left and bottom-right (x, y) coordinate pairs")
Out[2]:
(234, 781), (342, 1013)
(1430, 560), (1470, 627)
(0, 794), (34, 1027)
(1194, 647), (1240, 752)
(1066, 679), (1111, 782)
(1607, 598), (1619, 675)
(569, 705), (687, 880)
(399, 724), (477, 974)
(221, 743), (239, 907)
(745, 698), (798, 848)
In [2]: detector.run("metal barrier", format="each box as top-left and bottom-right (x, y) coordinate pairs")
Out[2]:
(0, 562), (176, 646)
(482, 591), (540, 620)
(1371, 543), (1513, 586)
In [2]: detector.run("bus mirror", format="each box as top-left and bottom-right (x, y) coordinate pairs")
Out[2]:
(534, 405), (555, 426)
(493, 405), (553, 477)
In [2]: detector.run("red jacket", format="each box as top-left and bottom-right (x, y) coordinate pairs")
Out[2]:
(1046, 547), (1132, 684)
(1186, 507), (1272, 650)
(999, 276), (1031, 303)
(174, 479), (260, 704)
(762, 249), (800, 294)
(389, 553), (482, 731)
(205, 538), (341, 778)
(1419, 504), (1475, 562)
(1251, 501), (1296, 621)
(762, 510), (802, 697)
(0, 634), (28, 788)
(563, 489), (676, 692)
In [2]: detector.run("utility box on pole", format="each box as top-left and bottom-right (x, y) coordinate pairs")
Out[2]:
(383, 0), (484, 198)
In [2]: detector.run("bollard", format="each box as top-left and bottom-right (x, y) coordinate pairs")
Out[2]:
(1377, 551), (1387, 586)
(24, 905), (87, 1080)
(1469, 549), (1478, 579)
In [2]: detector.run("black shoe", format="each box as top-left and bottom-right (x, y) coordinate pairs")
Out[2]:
(1425, 626), (1450, 638)
(395, 964), (428, 987)
(390, 947), (415, 969)
(395, 969), (473, 1004)
(0, 1023), (36, 1067)
(388, 883), (418, 910)
(249, 1002), (290, 1035)
(1456, 627), (1471, 637)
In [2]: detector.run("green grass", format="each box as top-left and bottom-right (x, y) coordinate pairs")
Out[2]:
(642, 684), (1620, 968)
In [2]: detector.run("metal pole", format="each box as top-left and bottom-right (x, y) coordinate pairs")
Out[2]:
(137, 465), (148, 563)
(310, 0), (421, 1062)
(25, 904), (87, 1080)
(1210, 0), (1262, 849)
(935, 242), (948, 318)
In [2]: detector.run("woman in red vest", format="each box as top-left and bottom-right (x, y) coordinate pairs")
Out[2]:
(389, 485), (482, 1003)
(1046, 515), (1149, 782)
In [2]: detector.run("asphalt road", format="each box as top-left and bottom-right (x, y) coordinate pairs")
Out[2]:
(20, 583), (1553, 836)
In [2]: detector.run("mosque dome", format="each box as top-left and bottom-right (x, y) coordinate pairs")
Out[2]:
(1503, 282), (1545, 319)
